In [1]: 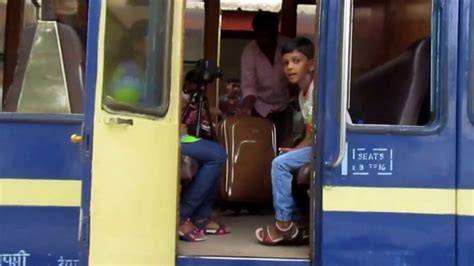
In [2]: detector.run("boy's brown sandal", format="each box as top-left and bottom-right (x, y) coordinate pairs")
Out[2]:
(255, 221), (299, 245)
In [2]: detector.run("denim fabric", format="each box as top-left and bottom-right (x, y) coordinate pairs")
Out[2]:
(180, 139), (226, 223)
(271, 147), (311, 221)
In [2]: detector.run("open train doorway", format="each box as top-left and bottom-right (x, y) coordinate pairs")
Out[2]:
(177, 0), (319, 261)
(178, 0), (436, 263)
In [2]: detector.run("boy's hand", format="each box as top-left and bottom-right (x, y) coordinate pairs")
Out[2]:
(210, 107), (222, 117)
(238, 95), (256, 116)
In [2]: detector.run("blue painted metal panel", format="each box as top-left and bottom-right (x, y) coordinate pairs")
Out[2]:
(312, 0), (330, 264)
(177, 257), (310, 266)
(0, 24), (85, 265)
(79, 0), (101, 265)
(326, 135), (456, 188)
(0, 207), (81, 265)
(457, 216), (474, 266)
(0, 6), (89, 266)
(0, 120), (82, 179)
(456, 1), (474, 266)
(0, 118), (83, 266)
(322, 212), (455, 266)
(315, 0), (458, 265)
(458, 0), (474, 190)
(318, 0), (457, 190)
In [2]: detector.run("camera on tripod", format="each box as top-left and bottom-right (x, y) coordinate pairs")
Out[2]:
(187, 59), (222, 86)
(182, 59), (222, 139)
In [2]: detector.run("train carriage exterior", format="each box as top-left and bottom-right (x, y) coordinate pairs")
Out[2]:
(0, 0), (473, 266)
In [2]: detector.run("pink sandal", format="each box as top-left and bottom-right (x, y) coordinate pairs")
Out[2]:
(194, 219), (231, 235)
(179, 219), (207, 242)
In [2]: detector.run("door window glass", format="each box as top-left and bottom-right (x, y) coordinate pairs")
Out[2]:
(184, 1), (205, 77)
(220, 0), (282, 12)
(1, 0), (86, 114)
(102, 1), (172, 117)
(0, 0), (7, 108)
(348, 1), (433, 126)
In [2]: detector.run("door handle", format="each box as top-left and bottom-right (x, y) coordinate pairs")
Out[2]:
(70, 134), (82, 144)
(104, 117), (134, 126)
(326, 0), (353, 168)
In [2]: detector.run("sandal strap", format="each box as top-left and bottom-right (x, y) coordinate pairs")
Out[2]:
(255, 227), (283, 245)
(266, 225), (284, 243)
(193, 219), (210, 228)
(195, 219), (230, 234)
(179, 229), (207, 242)
(275, 221), (294, 232)
(274, 221), (299, 241)
(179, 219), (207, 242)
(205, 224), (228, 234)
(256, 222), (300, 245)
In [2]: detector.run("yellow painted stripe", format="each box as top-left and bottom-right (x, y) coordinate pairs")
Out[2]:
(0, 179), (81, 207)
(458, 189), (474, 216)
(323, 186), (457, 215)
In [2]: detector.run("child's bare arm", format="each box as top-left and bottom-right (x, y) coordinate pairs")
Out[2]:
(278, 137), (313, 154)
(294, 138), (313, 149)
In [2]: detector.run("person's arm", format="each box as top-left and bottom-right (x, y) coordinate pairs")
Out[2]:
(279, 117), (314, 153)
(240, 96), (256, 115)
(294, 137), (313, 149)
(239, 45), (257, 115)
(278, 136), (313, 154)
(180, 124), (189, 135)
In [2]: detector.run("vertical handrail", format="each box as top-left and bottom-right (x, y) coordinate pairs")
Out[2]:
(326, 0), (353, 168)
(32, 0), (41, 20)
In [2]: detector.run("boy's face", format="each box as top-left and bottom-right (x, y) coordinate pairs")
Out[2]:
(132, 37), (147, 61)
(226, 82), (240, 96)
(282, 50), (315, 84)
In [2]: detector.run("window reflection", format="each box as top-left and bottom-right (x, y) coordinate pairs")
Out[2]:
(103, 1), (171, 116)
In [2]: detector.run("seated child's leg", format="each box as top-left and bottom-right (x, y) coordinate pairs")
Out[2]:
(256, 147), (312, 245)
(181, 139), (230, 236)
(180, 139), (226, 222)
(271, 147), (312, 222)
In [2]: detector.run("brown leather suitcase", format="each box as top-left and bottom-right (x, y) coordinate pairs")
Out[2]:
(217, 116), (276, 203)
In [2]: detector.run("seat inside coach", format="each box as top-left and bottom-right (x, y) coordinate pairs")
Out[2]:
(3, 2), (84, 114)
(349, 38), (431, 125)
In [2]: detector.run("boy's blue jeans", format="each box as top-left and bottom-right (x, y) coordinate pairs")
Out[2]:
(180, 139), (226, 223)
(271, 147), (312, 222)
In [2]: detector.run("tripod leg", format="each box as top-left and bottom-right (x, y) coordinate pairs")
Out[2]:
(195, 95), (204, 138)
(181, 92), (197, 124)
(203, 96), (216, 140)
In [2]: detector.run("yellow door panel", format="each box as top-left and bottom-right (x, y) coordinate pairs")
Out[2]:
(88, 1), (184, 265)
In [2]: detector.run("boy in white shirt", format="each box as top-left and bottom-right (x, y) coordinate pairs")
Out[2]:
(256, 37), (315, 245)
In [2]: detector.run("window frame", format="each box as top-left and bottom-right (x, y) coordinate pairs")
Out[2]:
(0, 112), (83, 123)
(102, 0), (173, 118)
(345, 0), (445, 135)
